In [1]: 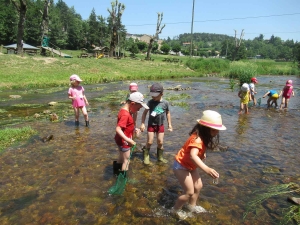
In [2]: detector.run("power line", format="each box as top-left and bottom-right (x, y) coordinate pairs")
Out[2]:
(126, 12), (300, 27)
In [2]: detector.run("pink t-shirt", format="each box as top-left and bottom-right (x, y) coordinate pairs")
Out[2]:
(114, 109), (134, 148)
(68, 86), (85, 108)
(282, 86), (293, 99)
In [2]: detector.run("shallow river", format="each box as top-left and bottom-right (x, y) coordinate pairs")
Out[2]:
(0, 76), (299, 225)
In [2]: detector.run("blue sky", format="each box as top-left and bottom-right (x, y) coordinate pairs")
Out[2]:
(61, 0), (300, 42)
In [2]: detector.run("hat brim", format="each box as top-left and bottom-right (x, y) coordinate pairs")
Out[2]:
(150, 92), (161, 97)
(197, 119), (227, 130)
(286, 84), (292, 87)
(140, 103), (149, 109)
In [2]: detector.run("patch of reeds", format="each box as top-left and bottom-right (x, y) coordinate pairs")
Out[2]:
(0, 126), (37, 153)
(222, 61), (258, 86)
(185, 58), (230, 74)
(243, 182), (300, 224)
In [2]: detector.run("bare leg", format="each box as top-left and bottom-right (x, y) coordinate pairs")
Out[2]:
(81, 106), (89, 121)
(156, 132), (164, 149)
(146, 131), (154, 149)
(118, 149), (131, 171)
(74, 107), (80, 121)
(238, 102), (244, 114)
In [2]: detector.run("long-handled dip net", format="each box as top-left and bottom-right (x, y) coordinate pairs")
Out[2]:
(108, 145), (136, 195)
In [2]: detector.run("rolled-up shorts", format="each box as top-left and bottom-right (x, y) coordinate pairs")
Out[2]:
(118, 146), (131, 152)
(147, 124), (164, 133)
(173, 160), (190, 171)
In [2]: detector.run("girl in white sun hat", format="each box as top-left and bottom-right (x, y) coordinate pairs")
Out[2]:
(238, 83), (252, 114)
(171, 110), (226, 220)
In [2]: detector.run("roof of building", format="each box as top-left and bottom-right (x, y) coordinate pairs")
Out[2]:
(4, 43), (39, 50)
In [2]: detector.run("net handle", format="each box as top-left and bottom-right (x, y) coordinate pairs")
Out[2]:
(123, 145), (136, 173)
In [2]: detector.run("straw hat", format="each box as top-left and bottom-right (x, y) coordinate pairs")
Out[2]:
(197, 110), (226, 130)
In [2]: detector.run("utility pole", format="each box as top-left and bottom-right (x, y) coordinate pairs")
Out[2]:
(190, 0), (195, 57)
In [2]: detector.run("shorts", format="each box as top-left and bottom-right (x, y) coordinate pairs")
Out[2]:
(173, 160), (190, 171)
(147, 124), (164, 133)
(271, 93), (279, 99)
(118, 146), (131, 152)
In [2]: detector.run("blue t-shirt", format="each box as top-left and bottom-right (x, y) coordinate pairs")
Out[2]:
(268, 90), (277, 96)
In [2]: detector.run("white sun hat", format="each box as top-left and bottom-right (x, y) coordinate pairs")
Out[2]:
(197, 110), (226, 130)
(241, 83), (249, 92)
(128, 92), (149, 109)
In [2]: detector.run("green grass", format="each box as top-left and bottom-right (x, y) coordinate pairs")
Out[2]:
(0, 51), (299, 90)
(0, 126), (37, 153)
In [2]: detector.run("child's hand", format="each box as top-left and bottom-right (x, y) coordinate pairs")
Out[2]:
(168, 125), (173, 132)
(206, 167), (219, 179)
(140, 124), (145, 132)
(128, 140), (136, 147)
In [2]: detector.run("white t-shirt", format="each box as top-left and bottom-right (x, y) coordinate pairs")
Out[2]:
(249, 83), (255, 95)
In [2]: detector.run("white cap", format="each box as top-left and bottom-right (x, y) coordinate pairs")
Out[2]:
(128, 92), (149, 109)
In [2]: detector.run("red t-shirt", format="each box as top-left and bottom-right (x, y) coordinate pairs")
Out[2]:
(114, 108), (134, 148)
(175, 133), (206, 170)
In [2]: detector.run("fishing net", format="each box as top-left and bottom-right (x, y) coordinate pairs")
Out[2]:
(108, 145), (136, 195)
(257, 98), (261, 106)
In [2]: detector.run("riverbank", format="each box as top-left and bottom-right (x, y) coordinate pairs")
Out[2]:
(0, 52), (299, 90)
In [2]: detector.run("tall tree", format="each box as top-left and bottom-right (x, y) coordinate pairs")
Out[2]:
(107, 0), (125, 57)
(11, 0), (27, 54)
(0, 0), (17, 45)
(232, 29), (244, 61)
(146, 12), (165, 60)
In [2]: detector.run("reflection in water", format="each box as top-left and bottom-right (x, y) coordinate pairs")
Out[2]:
(0, 76), (299, 224)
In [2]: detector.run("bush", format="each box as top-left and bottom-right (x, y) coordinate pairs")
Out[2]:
(223, 61), (258, 86)
(185, 58), (230, 74)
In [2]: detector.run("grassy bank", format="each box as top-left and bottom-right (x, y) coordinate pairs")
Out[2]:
(0, 51), (299, 90)
(0, 126), (37, 153)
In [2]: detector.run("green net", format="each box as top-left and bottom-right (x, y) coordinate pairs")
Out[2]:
(257, 98), (261, 106)
(108, 145), (136, 195)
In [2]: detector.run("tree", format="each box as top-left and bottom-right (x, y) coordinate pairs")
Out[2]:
(11, 0), (27, 54)
(129, 42), (138, 56)
(0, 0), (17, 45)
(232, 29), (244, 61)
(172, 43), (181, 55)
(160, 43), (170, 54)
(88, 8), (99, 47)
(107, 0), (125, 57)
(146, 12), (165, 60)
(136, 41), (147, 52)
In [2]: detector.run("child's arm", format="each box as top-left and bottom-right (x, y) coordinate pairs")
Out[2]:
(262, 91), (269, 98)
(166, 110), (173, 131)
(248, 91), (252, 101)
(140, 109), (149, 132)
(116, 126), (136, 146)
(238, 90), (242, 98)
(190, 147), (219, 179)
(83, 94), (89, 106)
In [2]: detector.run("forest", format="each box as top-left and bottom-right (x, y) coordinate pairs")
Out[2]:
(0, 0), (300, 62)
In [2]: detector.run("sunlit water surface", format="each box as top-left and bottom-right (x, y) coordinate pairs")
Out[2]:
(0, 76), (299, 224)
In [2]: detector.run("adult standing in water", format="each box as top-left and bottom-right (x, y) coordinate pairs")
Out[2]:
(171, 110), (226, 220)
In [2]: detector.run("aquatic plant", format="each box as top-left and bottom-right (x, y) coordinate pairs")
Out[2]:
(243, 182), (300, 224)
(229, 78), (235, 91)
(0, 126), (37, 153)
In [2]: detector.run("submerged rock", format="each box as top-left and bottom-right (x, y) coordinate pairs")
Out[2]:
(9, 95), (21, 99)
(42, 135), (54, 142)
(48, 101), (57, 106)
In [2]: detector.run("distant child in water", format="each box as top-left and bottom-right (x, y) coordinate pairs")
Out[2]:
(68, 74), (89, 127)
(279, 80), (295, 109)
(262, 89), (279, 108)
(121, 83), (139, 124)
(238, 83), (252, 114)
(171, 110), (226, 220)
(249, 77), (258, 106)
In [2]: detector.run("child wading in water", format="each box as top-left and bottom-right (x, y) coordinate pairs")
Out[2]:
(68, 74), (89, 127)
(171, 110), (226, 220)
(238, 83), (252, 114)
(262, 90), (279, 108)
(113, 92), (149, 176)
(279, 80), (295, 109)
(249, 77), (258, 106)
(140, 83), (173, 165)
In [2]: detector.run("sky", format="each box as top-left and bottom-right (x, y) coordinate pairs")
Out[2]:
(60, 0), (300, 42)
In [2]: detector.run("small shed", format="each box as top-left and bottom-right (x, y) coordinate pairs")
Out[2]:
(93, 46), (109, 58)
(3, 43), (40, 55)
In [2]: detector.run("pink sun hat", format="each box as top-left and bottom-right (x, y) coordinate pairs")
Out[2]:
(129, 83), (138, 91)
(286, 80), (293, 86)
(70, 74), (83, 82)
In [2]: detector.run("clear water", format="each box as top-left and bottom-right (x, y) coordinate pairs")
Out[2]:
(0, 76), (299, 224)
